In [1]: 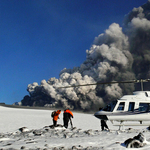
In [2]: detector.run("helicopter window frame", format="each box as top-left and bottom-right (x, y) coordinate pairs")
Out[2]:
(128, 102), (135, 111)
(117, 102), (125, 111)
(110, 100), (117, 112)
(139, 103), (150, 112)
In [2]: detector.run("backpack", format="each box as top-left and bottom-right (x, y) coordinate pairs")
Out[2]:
(51, 111), (56, 118)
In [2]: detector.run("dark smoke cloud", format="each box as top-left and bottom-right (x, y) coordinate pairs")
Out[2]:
(124, 0), (150, 84)
(25, 1), (150, 110)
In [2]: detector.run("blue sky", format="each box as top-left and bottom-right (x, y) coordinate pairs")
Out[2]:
(0, 0), (147, 104)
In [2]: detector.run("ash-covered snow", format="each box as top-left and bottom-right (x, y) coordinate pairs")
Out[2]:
(1, 106), (150, 150)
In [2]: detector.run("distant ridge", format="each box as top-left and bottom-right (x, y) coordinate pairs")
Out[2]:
(0, 103), (54, 110)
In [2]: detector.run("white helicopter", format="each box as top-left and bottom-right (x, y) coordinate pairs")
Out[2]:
(94, 79), (150, 126)
(60, 79), (150, 127)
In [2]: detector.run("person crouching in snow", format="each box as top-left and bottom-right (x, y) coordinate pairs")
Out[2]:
(53, 110), (61, 127)
(63, 109), (73, 128)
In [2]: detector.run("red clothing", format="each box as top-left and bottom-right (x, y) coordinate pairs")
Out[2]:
(53, 110), (61, 121)
(63, 109), (73, 128)
(64, 109), (73, 117)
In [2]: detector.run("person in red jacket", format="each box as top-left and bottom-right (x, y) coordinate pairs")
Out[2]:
(63, 109), (73, 128)
(53, 110), (61, 127)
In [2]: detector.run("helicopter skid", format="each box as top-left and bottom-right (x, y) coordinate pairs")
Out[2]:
(107, 113), (150, 122)
(113, 123), (150, 126)
(95, 111), (150, 122)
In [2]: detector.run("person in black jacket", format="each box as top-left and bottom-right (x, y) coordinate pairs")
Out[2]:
(63, 109), (73, 128)
(99, 107), (109, 131)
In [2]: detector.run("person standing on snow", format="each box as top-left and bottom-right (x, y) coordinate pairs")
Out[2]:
(53, 110), (61, 127)
(99, 107), (109, 131)
(63, 109), (73, 128)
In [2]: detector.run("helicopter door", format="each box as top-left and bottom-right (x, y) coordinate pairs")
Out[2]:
(128, 102), (135, 111)
(117, 102), (125, 111)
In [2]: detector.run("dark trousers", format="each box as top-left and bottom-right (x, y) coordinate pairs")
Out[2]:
(53, 119), (57, 126)
(101, 120), (109, 131)
(63, 118), (69, 128)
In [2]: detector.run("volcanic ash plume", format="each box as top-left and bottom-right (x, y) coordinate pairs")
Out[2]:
(124, 1), (150, 82)
(25, 1), (150, 110)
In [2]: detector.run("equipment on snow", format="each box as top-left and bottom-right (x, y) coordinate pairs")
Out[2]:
(70, 118), (73, 128)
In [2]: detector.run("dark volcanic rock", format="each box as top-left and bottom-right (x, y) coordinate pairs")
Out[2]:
(124, 132), (146, 148)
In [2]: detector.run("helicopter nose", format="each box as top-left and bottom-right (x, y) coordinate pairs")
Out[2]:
(94, 112), (108, 120)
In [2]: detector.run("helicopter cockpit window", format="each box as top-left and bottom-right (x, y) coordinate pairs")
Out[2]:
(103, 105), (111, 112)
(117, 102), (125, 111)
(103, 100), (117, 112)
(139, 103), (149, 112)
(128, 102), (135, 111)
(110, 100), (117, 112)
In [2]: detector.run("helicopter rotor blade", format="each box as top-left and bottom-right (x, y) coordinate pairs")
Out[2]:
(58, 79), (150, 89)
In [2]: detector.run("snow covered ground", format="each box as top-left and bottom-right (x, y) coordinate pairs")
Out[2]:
(0, 106), (150, 149)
